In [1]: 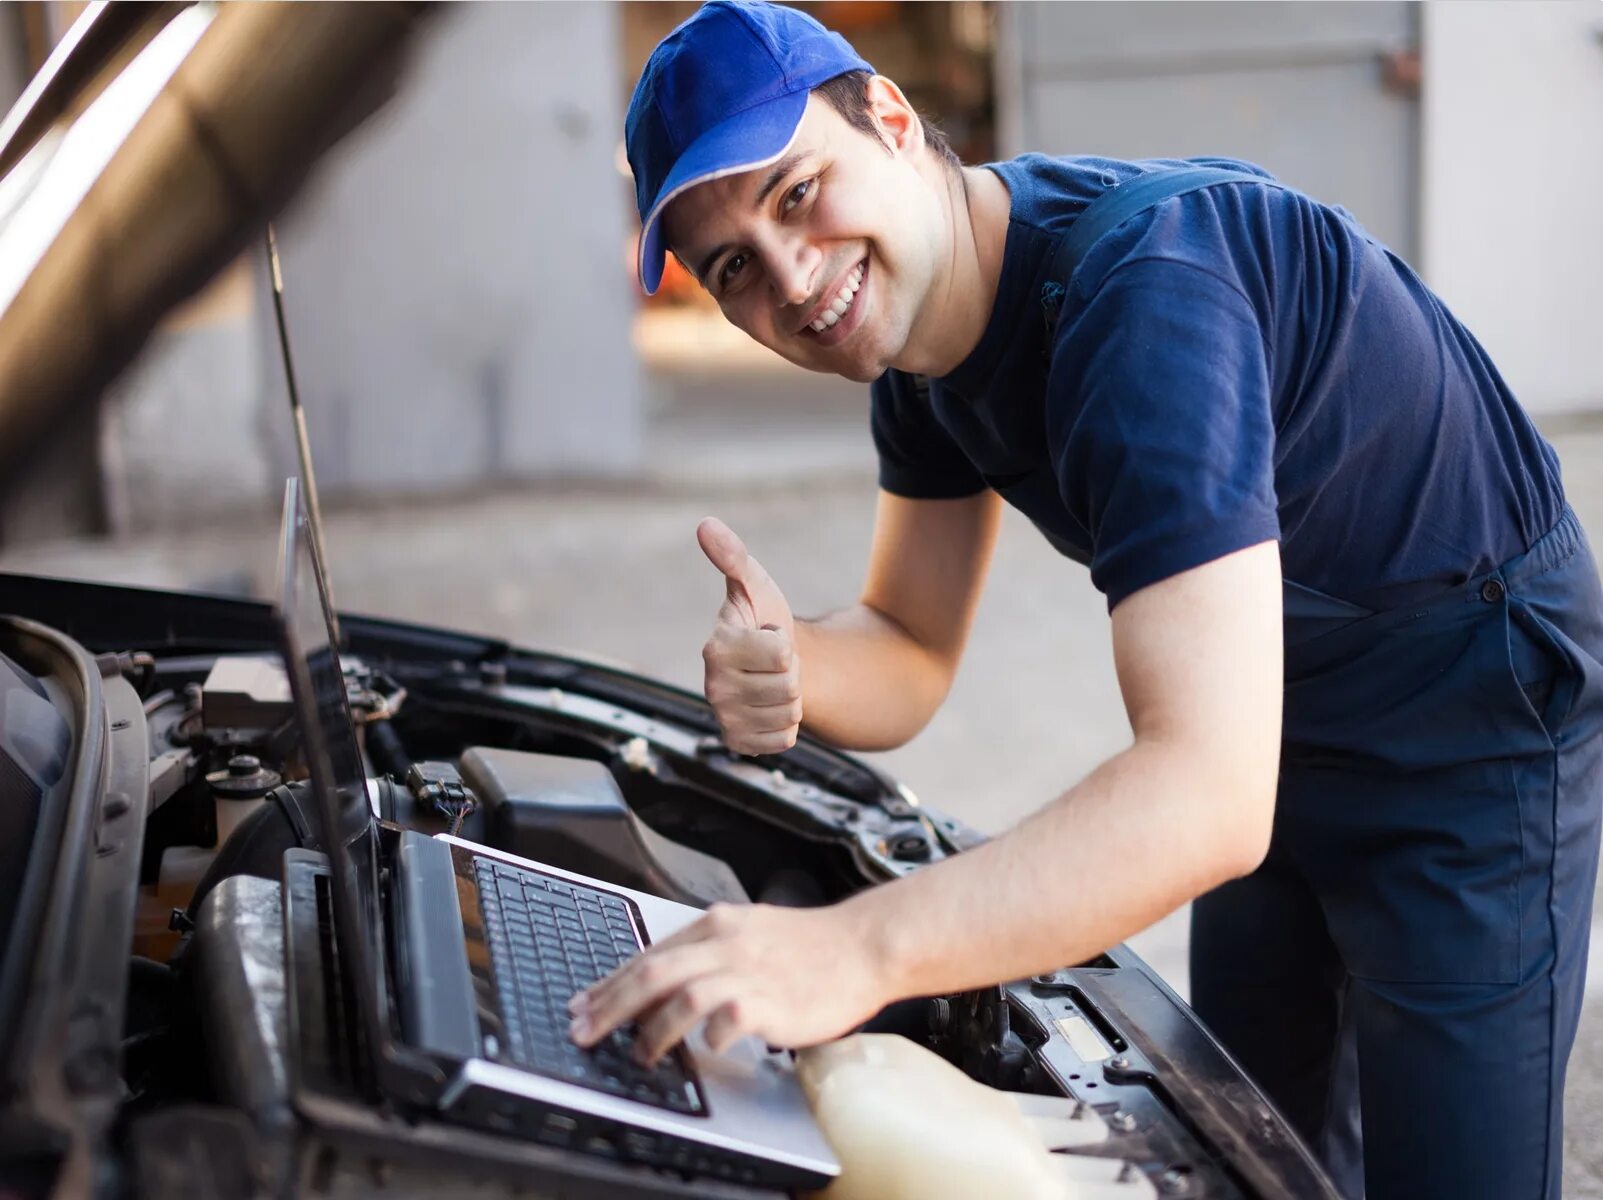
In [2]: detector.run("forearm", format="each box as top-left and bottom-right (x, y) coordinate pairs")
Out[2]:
(844, 737), (1275, 997)
(792, 604), (954, 751)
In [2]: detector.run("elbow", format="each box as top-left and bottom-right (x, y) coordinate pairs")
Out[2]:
(1216, 772), (1277, 880)
(1223, 817), (1273, 880)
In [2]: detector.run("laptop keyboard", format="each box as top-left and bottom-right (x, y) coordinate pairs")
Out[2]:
(473, 857), (703, 1115)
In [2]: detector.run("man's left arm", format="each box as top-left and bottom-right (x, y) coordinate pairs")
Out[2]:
(570, 538), (1282, 1060)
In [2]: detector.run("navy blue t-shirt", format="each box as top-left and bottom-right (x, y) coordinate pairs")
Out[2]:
(871, 154), (1564, 611)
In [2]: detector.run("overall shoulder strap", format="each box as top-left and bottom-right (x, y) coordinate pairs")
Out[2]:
(1039, 166), (1277, 360)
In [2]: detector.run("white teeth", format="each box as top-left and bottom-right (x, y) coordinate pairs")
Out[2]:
(806, 262), (866, 335)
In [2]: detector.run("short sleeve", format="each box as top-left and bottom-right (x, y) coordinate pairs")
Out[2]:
(870, 370), (987, 500)
(1049, 258), (1281, 608)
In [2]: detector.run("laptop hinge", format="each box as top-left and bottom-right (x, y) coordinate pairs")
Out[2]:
(283, 846), (453, 1110)
(392, 828), (482, 1062)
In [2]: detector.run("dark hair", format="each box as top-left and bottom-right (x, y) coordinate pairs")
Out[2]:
(811, 71), (961, 169)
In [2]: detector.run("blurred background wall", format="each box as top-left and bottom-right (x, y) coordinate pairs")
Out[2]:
(265, 2), (644, 500)
(1420, 2), (1603, 414)
(996, 3), (1420, 261)
(0, 0), (1599, 542)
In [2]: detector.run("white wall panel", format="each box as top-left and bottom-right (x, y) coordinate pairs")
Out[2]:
(1421, 2), (1603, 414)
(273, 3), (645, 495)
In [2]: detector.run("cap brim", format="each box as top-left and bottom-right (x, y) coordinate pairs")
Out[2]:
(637, 88), (807, 295)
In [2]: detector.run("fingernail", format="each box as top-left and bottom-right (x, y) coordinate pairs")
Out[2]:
(567, 990), (588, 1015)
(569, 1016), (589, 1042)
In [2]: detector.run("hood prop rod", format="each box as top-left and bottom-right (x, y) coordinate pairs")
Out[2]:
(264, 222), (340, 643)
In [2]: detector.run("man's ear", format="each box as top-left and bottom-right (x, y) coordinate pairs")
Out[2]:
(864, 75), (923, 157)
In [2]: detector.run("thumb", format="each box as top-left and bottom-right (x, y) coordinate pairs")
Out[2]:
(698, 517), (757, 625)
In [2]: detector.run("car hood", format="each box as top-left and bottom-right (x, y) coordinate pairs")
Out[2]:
(0, 1), (433, 493)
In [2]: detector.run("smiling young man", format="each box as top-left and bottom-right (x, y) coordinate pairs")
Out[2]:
(570, 4), (1603, 1197)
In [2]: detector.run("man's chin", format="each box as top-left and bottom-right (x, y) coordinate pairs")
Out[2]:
(793, 351), (886, 385)
(834, 359), (887, 385)
(744, 320), (893, 383)
(779, 336), (892, 384)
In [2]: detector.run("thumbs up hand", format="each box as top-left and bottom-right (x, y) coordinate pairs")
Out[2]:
(697, 517), (802, 755)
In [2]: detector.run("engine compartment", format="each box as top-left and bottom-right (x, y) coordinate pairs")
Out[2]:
(0, 575), (1339, 1199)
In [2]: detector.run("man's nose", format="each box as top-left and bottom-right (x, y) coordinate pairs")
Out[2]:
(766, 239), (820, 310)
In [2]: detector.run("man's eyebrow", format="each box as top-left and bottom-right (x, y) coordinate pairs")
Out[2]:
(692, 152), (811, 284)
(694, 243), (732, 286)
(753, 151), (809, 209)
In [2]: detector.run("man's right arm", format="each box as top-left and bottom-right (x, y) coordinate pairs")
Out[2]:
(699, 488), (1000, 755)
(798, 488), (1000, 749)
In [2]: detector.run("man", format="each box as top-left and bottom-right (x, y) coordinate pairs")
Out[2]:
(570, 4), (1603, 1197)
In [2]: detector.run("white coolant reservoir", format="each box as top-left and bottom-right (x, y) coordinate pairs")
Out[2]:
(137, 755), (283, 959)
(205, 755), (280, 847)
(795, 1034), (1154, 1200)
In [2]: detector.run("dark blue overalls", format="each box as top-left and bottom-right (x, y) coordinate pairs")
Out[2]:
(1049, 171), (1603, 1199)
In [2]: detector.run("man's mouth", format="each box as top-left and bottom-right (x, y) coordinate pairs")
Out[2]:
(800, 258), (867, 343)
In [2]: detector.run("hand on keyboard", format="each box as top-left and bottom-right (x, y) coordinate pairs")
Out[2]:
(475, 857), (702, 1113)
(567, 899), (888, 1068)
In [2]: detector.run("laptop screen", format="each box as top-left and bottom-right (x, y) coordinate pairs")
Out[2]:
(273, 476), (391, 1086)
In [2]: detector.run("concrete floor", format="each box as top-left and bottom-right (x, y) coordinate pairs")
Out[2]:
(4, 387), (1603, 1193)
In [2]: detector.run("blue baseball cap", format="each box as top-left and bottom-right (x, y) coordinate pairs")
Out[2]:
(626, 1), (873, 295)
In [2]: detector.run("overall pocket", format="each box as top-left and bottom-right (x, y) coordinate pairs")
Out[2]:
(1505, 600), (1580, 745)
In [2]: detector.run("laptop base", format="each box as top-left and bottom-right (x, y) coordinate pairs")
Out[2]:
(270, 856), (781, 1199)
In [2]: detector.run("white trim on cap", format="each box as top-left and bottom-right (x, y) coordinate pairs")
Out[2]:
(637, 119), (803, 291)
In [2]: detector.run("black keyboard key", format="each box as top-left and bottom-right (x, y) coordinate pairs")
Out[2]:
(664, 1090), (694, 1113)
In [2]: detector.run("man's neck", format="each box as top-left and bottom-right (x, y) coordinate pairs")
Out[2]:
(891, 162), (1011, 379)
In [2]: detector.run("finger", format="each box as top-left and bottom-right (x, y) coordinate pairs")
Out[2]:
(569, 937), (723, 1041)
(725, 699), (804, 738)
(635, 979), (737, 1066)
(703, 1000), (748, 1056)
(715, 591), (755, 631)
(697, 519), (757, 622)
(697, 517), (753, 588)
(719, 627), (791, 673)
(570, 908), (731, 1017)
(726, 667), (801, 708)
(571, 948), (712, 1047)
(729, 727), (799, 756)
(699, 519), (782, 627)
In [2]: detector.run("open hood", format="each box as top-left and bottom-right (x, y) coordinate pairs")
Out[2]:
(0, 1), (433, 494)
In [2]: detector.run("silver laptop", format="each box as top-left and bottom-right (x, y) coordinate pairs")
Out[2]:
(272, 476), (839, 1190)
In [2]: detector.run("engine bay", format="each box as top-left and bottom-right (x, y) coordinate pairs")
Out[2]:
(0, 575), (1338, 1199)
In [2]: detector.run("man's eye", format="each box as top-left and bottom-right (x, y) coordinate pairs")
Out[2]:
(719, 252), (749, 290)
(782, 179), (813, 214)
